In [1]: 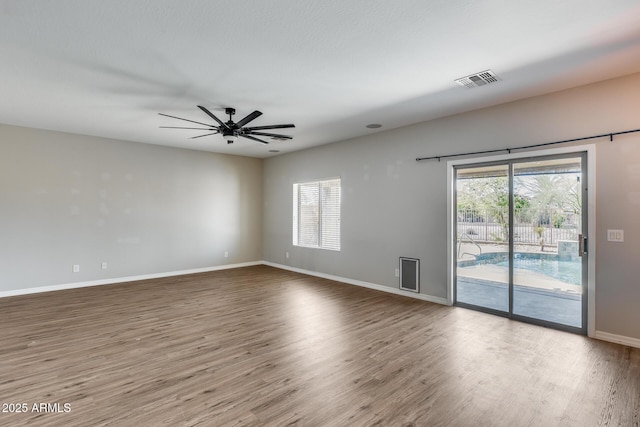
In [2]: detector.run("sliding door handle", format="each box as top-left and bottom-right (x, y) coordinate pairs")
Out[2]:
(578, 234), (588, 256)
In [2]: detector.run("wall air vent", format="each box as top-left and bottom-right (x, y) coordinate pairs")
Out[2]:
(399, 257), (420, 293)
(454, 70), (500, 88)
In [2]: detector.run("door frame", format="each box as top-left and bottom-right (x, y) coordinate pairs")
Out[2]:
(446, 144), (596, 338)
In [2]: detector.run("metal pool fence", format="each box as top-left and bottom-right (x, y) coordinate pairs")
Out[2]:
(457, 207), (580, 246)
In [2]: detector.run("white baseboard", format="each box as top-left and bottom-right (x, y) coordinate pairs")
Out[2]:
(263, 261), (450, 306)
(594, 330), (640, 349)
(1, 261), (449, 306)
(0, 261), (262, 298)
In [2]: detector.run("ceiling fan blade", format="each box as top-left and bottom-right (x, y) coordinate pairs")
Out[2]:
(197, 105), (231, 130)
(241, 135), (270, 145)
(190, 132), (219, 139)
(158, 112), (214, 128)
(250, 131), (293, 139)
(245, 124), (295, 131)
(160, 126), (216, 130)
(234, 110), (263, 128)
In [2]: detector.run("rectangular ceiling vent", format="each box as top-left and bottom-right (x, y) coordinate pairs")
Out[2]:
(455, 69), (500, 88)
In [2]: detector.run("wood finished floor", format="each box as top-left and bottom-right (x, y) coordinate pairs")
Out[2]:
(0, 265), (638, 426)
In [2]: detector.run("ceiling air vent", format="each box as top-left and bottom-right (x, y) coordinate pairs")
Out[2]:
(454, 70), (500, 88)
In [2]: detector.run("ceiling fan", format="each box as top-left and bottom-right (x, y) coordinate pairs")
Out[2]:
(159, 106), (295, 144)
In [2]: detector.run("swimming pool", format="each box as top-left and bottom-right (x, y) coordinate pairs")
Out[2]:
(495, 256), (582, 285)
(458, 252), (582, 286)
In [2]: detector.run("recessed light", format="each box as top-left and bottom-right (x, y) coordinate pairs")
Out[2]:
(366, 124), (382, 129)
(268, 150), (280, 153)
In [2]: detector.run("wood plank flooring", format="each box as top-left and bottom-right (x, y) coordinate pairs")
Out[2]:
(0, 265), (638, 426)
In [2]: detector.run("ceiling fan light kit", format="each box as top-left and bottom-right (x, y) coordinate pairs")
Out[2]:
(159, 106), (295, 146)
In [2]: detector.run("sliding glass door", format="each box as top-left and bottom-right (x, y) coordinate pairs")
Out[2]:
(455, 164), (510, 313)
(454, 153), (587, 333)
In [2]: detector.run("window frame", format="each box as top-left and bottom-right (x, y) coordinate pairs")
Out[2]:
(293, 177), (341, 251)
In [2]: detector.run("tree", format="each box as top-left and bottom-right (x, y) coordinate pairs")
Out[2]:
(458, 176), (530, 240)
(515, 173), (581, 227)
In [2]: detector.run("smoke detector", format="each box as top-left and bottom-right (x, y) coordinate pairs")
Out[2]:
(455, 70), (500, 88)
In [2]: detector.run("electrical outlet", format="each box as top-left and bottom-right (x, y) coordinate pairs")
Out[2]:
(101, 262), (108, 270)
(394, 268), (400, 278)
(72, 264), (80, 273)
(285, 251), (289, 259)
(224, 251), (229, 258)
(607, 229), (624, 242)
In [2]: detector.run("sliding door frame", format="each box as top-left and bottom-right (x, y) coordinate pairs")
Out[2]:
(446, 144), (596, 337)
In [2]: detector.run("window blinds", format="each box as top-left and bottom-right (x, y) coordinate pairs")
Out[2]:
(293, 178), (341, 251)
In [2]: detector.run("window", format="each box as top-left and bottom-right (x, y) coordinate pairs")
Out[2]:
(293, 178), (341, 250)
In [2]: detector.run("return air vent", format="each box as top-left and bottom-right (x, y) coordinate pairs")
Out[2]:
(399, 257), (420, 293)
(455, 70), (500, 88)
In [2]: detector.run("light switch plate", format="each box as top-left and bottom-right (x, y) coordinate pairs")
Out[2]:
(607, 229), (624, 242)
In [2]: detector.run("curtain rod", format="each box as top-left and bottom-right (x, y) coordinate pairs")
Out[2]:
(415, 128), (640, 162)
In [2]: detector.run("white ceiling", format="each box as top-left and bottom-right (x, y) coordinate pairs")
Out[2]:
(2, 1), (640, 158)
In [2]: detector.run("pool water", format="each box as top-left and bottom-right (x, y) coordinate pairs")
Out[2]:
(495, 257), (582, 286)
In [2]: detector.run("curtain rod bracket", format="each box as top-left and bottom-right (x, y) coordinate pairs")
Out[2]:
(610, 133), (613, 142)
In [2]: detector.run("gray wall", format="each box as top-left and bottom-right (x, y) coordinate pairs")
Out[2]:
(0, 125), (263, 292)
(263, 72), (640, 340)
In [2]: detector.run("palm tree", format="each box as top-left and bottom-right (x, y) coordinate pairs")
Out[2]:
(516, 174), (580, 226)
